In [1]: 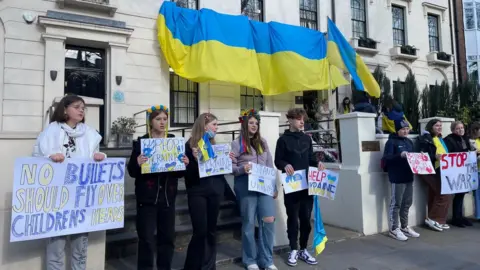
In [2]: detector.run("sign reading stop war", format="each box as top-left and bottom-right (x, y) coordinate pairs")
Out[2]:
(440, 152), (478, 195)
(10, 157), (126, 242)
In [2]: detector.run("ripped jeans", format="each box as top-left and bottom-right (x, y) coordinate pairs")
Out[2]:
(46, 233), (88, 270)
(234, 175), (275, 268)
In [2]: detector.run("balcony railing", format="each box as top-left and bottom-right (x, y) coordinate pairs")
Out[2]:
(58, 0), (117, 16)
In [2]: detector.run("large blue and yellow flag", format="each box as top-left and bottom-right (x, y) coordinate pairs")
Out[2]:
(313, 196), (328, 256)
(327, 18), (380, 98)
(198, 133), (215, 161)
(157, 2), (349, 95)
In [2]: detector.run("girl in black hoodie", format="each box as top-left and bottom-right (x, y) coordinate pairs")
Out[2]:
(127, 105), (189, 270)
(275, 108), (325, 267)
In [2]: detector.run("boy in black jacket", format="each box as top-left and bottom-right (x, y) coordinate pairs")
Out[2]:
(383, 119), (419, 241)
(127, 105), (189, 270)
(275, 108), (324, 267)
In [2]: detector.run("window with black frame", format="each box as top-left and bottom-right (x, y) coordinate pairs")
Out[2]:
(464, 2), (475, 30)
(241, 0), (263, 21)
(392, 6), (406, 46)
(170, 73), (199, 127)
(172, 0), (197, 9)
(300, 0), (318, 30)
(351, 0), (366, 38)
(240, 86), (263, 111)
(428, 14), (440, 52)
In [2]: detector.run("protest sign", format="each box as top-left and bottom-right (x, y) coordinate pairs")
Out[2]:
(140, 138), (186, 174)
(308, 167), (339, 200)
(10, 157), (125, 242)
(440, 152), (478, 194)
(248, 163), (277, 196)
(281, 170), (308, 194)
(406, 153), (435, 175)
(198, 144), (232, 178)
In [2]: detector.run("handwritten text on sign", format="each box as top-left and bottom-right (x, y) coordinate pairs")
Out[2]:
(141, 138), (185, 174)
(308, 167), (339, 200)
(281, 170), (308, 194)
(406, 153), (435, 175)
(10, 158), (125, 242)
(440, 152), (478, 194)
(248, 163), (277, 196)
(198, 144), (232, 178)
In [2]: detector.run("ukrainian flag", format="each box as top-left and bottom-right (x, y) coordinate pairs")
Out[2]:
(198, 133), (215, 161)
(157, 2), (349, 95)
(313, 196), (328, 256)
(327, 18), (380, 98)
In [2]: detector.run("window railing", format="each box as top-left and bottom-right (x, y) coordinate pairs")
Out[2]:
(437, 52), (451, 62)
(358, 37), (377, 49)
(400, 45), (417, 56)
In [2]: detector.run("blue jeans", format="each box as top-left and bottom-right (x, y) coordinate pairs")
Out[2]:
(234, 174), (275, 268)
(46, 233), (88, 270)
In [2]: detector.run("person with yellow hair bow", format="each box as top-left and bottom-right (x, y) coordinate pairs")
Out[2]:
(127, 105), (189, 270)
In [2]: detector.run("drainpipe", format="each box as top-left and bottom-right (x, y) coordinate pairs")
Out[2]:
(331, 0), (336, 23)
(449, 0), (458, 83)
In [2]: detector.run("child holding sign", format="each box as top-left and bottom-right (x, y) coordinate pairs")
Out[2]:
(231, 109), (277, 270)
(274, 108), (324, 267)
(127, 105), (189, 270)
(383, 119), (419, 241)
(33, 95), (106, 270)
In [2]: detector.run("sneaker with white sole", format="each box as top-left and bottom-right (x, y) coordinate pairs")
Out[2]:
(298, 249), (318, 265)
(425, 218), (443, 232)
(440, 224), (450, 230)
(247, 264), (259, 270)
(287, 250), (298, 266)
(401, 227), (420, 238)
(389, 228), (408, 241)
(265, 265), (278, 270)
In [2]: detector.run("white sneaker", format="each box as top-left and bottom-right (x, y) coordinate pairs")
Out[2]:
(440, 224), (450, 230)
(287, 250), (298, 266)
(425, 218), (443, 232)
(298, 249), (318, 265)
(247, 264), (259, 270)
(401, 227), (420, 238)
(265, 265), (278, 270)
(389, 228), (408, 241)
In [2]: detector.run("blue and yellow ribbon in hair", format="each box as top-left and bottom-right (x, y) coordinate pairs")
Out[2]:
(313, 196), (328, 256)
(198, 133), (216, 161)
(157, 2), (349, 96)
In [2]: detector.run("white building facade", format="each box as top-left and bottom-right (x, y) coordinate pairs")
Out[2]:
(0, 0), (457, 269)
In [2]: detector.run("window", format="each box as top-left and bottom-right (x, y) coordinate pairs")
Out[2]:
(241, 0), (263, 21)
(351, 0), (366, 38)
(170, 73), (198, 126)
(465, 2), (475, 30)
(172, 0), (197, 9)
(392, 6), (406, 46)
(428, 14), (439, 52)
(476, 3), (480, 29)
(468, 61), (479, 82)
(300, 0), (318, 30)
(240, 86), (263, 111)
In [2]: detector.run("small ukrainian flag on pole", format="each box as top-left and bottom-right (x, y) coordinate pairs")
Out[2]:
(313, 196), (328, 256)
(198, 133), (216, 161)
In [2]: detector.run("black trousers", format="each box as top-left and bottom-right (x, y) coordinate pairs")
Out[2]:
(136, 201), (176, 270)
(452, 192), (466, 221)
(284, 190), (313, 250)
(184, 187), (223, 270)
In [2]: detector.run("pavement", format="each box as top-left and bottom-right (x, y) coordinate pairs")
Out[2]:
(218, 221), (480, 270)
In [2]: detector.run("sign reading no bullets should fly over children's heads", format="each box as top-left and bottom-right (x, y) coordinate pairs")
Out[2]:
(406, 153), (435, 175)
(308, 167), (339, 200)
(248, 163), (277, 196)
(280, 170), (308, 194)
(440, 152), (479, 195)
(141, 138), (186, 174)
(198, 144), (232, 178)
(10, 157), (125, 242)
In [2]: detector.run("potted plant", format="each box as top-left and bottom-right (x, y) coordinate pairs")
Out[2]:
(111, 116), (137, 148)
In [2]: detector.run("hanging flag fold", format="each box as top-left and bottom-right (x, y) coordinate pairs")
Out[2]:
(326, 18), (381, 98)
(157, 2), (349, 95)
(313, 195), (328, 256)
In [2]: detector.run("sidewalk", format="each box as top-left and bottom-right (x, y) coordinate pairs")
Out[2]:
(219, 222), (480, 270)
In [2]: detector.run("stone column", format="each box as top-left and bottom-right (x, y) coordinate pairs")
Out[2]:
(42, 34), (66, 125)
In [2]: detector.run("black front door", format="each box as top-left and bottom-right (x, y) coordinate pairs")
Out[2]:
(64, 45), (106, 141)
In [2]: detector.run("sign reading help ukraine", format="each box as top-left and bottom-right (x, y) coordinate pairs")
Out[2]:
(440, 152), (478, 194)
(140, 138), (186, 174)
(198, 144), (232, 178)
(10, 157), (125, 242)
(280, 170), (308, 194)
(248, 163), (277, 196)
(308, 167), (339, 200)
